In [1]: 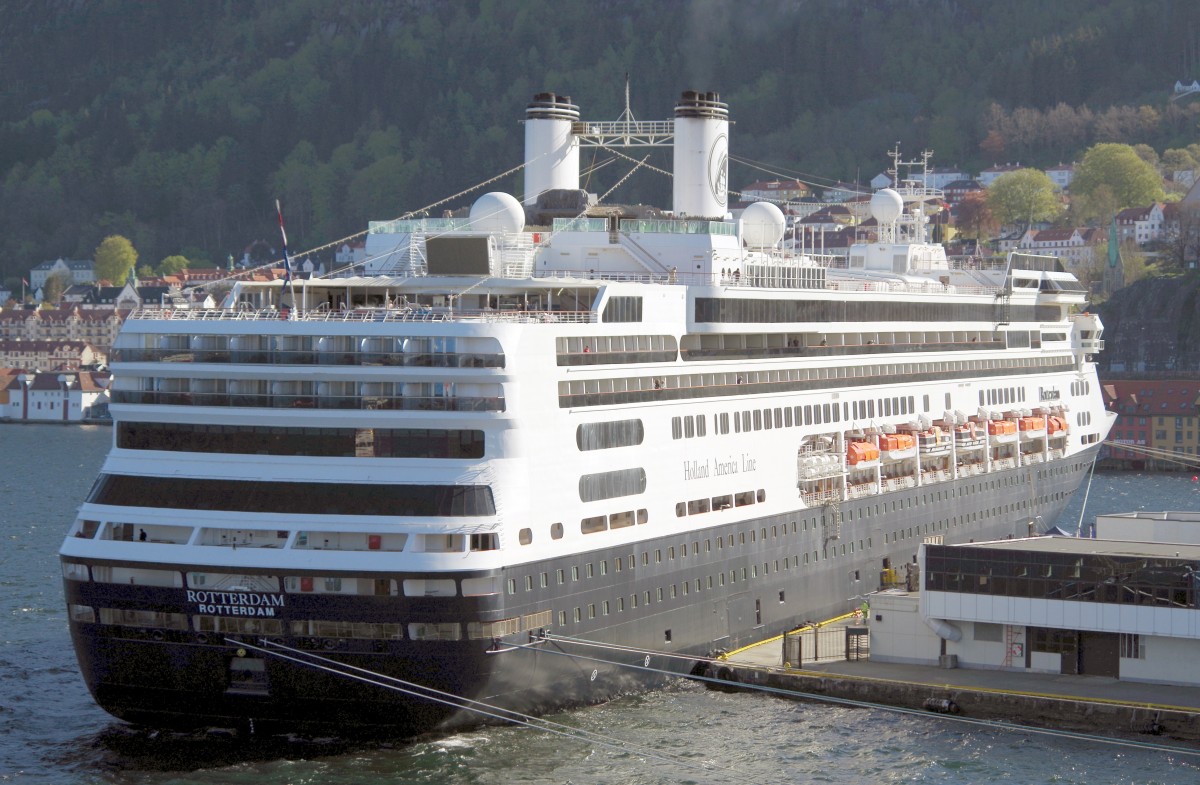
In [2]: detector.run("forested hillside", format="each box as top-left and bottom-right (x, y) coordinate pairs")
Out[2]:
(2, 0), (1200, 282)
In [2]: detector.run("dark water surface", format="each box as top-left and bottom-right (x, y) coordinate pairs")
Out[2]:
(3, 424), (1198, 783)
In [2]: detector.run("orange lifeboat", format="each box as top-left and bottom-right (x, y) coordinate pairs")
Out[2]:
(987, 420), (1016, 435)
(1047, 415), (1069, 434)
(1018, 416), (1046, 432)
(847, 441), (880, 465)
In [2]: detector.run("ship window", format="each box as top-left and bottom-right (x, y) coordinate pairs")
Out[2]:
(602, 296), (643, 323)
(99, 608), (188, 631)
(581, 515), (607, 534)
(551, 522), (563, 540)
(69, 604), (95, 623)
(578, 419), (645, 450)
(408, 623), (462, 641)
(403, 578), (457, 597)
(507, 579), (516, 595)
(519, 528), (532, 545)
(470, 533), (498, 551)
(62, 562), (90, 582)
(671, 417), (683, 440)
(118, 422), (485, 459)
(579, 468), (647, 502)
(87, 474), (496, 517)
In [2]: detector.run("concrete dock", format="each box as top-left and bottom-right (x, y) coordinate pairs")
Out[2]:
(717, 623), (1200, 747)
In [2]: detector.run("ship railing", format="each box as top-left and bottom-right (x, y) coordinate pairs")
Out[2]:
(1047, 447), (1065, 461)
(127, 306), (596, 324)
(956, 461), (986, 477)
(846, 481), (878, 499)
(991, 456), (1017, 470)
(920, 468), (951, 484)
(880, 475), (917, 492)
(801, 488), (842, 506)
(111, 390), (505, 412)
(113, 348), (506, 368)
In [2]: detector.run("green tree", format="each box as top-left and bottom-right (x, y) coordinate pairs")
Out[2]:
(1071, 143), (1164, 212)
(136, 264), (156, 280)
(94, 235), (138, 285)
(986, 169), (1061, 231)
(42, 271), (70, 304)
(158, 254), (190, 275)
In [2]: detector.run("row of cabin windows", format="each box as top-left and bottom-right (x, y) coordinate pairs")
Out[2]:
(517, 457), (1088, 549)
(117, 422), (485, 459)
(510, 520), (877, 596)
(675, 395), (930, 441)
(978, 387), (1027, 407)
(71, 608), (543, 642)
(677, 489), (765, 517)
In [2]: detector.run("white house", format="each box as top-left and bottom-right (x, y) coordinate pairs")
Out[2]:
(1018, 226), (1104, 271)
(0, 370), (110, 422)
(979, 163), (1023, 187)
(1115, 203), (1166, 246)
(30, 258), (94, 289)
(1044, 163), (1075, 190)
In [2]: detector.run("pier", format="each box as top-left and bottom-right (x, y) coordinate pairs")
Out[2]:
(716, 618), (1200, 746)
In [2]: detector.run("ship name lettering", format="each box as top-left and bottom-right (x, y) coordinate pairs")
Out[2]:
(187, 590), (285, 617)
(683, 459), (710, 481)
(714, 456), (739, 476)
(741, 454), (756, 471)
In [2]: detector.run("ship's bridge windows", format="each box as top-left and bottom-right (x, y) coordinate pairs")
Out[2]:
(88, 474), (496, 517)
(195, 615), (283, 636)
(91, 565), (183, 588)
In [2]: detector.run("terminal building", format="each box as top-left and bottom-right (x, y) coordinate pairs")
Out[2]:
(869, 514), (1200, 686)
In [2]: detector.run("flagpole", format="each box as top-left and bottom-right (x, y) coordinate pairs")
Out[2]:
(275, 200), (298, 319)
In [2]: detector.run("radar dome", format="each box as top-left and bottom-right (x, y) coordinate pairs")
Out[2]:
(741, 201), (786, 248)
(470, 192), (525, 233)
(869, 188), (904, 224)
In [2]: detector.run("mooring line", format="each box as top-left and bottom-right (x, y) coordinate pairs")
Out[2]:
(234, 638), (792, 785)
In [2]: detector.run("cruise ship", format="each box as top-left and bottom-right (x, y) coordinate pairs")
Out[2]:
(59, 90), (1114, 736)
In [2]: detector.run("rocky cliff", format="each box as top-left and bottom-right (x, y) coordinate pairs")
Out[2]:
(1096, 277), (1200, 376)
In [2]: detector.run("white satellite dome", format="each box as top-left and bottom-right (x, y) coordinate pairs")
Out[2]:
(741, 201), (786, 248)
(470, 192), (525, 233)
(869, 188), (904, 224)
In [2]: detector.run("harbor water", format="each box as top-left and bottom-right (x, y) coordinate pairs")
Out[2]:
(3, 424), (1198, 783)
